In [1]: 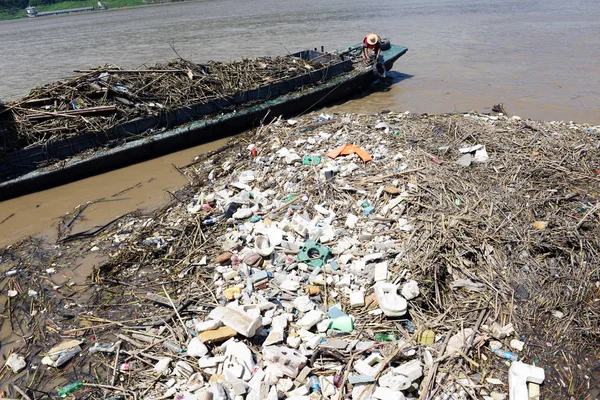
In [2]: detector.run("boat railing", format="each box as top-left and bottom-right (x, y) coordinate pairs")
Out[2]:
(0, 50), (353, 181)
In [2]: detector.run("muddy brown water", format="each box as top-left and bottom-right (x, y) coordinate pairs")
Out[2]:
(1, 0), (600, 248)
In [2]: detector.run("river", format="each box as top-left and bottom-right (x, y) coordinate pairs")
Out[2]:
(1, 0), (599, 246)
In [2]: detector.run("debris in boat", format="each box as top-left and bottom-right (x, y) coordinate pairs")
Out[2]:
(2, 55), (351, 152)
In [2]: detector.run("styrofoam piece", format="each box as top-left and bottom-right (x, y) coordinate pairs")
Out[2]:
(320, 224), (336, 242)
(509, 361), (545, 400)
(272, 315), (288, 331)
(373, 261), (388, 282)
(293, 295), (315, 312)
(445, 328), (475, 356)
(354, 353), (384, 377)
(314, 204), (330, 216)
(263, 346), (307, 378)
(210, 382), (228, 400)
(263, 330), (284, 346)
(255, 235), (274, 257)
(391, 359), (422, 384)
(321, 375), (337, 397)
(491, 322), (514, 339)
(198, 355), (226, 368)
(174, 360), (194, 379)
(224, 340), (256, 380)
(255, 226), (284, 247)
(248, 368), (266, 391)
(264, 362), (285, 385)
(187, 337), (209, 358)
(297, 310), (323, 329)
(186, 372), (205, 392)
(401, 280), (420, 300)
(247, 381), (270, 400)
(195, 319), (226, 333)
(373, 282), (408, 317)
(423, 349), (434, 366)
(291, 214), (310, 236)
(280, 279), (301, 291)
(277, 377), (294, 392)
(489, 340), (503, 351)
(287, 335), (302, 348)
(267, 385), (279, 400)
(346, 214), (359, 229)
(209, 306), (262, 338)
(287, 385), (309, 397)
(306, 333), (324, 349)
(228, 377), (247, 395)
(352, 383), (374, 400)
(233, 207), (254, 219)
(373, 386), (406, 400)
(350, 291), (365, 307)
(5, 353), (26, 373)
(153, 357), (172, 375)
(510, 339), (525, 351)
(317, 319), (331, 332)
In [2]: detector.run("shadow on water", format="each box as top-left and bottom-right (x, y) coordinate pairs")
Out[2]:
(321, 71), (415, 110)
(371, 71), (414, 92)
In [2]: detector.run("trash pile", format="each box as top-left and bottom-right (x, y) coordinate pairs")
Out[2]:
(2, 55), (346, 150)
(1, 111), (599, 399)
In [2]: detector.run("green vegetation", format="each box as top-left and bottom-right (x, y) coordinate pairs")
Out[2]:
(0, 0), (146, 20)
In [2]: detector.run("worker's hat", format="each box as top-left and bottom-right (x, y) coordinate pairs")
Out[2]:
(366, 33), (379, 45)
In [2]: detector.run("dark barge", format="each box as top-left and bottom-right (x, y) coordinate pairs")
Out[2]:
(0, 44), (408, 201)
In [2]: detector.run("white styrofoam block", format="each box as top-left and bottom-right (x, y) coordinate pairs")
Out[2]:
(508, 361), (545, 400)
(350, 291), (365, 307)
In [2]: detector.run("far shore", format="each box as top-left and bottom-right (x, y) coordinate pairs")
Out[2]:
(0, 0), (191, 21)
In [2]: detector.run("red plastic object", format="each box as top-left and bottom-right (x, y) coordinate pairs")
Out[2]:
(429, 156), (442, 165)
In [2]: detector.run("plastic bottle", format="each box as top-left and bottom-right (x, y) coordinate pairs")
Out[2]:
(58, 382), (83, 397)
(52, 347), (82, 367)
(163, 340), (185, 354)
(333, 373), (342, 388)
(119, 362), (133, 371)
(493, 349), (519, 361)
(88, 342), (115, 354)
(375, 333), (398, 342)
(309, 375), (321, 394)
(202, 215), (224, 225)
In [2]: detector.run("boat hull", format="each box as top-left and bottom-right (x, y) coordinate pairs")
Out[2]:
(0, 45), (407, 200)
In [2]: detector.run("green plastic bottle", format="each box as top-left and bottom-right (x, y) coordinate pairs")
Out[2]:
(375, 333), (398, 342)
(58, 382), (83, 397)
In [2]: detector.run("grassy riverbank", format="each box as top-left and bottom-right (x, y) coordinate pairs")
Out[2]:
(0, 0), (146, 20)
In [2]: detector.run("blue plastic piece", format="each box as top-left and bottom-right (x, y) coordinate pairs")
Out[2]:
(363, 206), (375, 216)
(327, 306), (347, 319)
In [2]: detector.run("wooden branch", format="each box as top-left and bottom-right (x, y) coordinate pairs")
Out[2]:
(73, 69), (186, 74)
(25, 105), (118, 121)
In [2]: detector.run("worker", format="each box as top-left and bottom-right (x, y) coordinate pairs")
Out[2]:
(363, 33), (381, 61)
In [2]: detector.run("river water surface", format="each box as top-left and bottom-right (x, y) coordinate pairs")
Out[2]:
(1, 0), (599, 246)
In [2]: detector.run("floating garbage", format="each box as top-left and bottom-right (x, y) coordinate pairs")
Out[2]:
(6, 109), (599, 399)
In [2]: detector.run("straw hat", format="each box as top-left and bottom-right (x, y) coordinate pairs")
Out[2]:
(366, 33), (379, 45)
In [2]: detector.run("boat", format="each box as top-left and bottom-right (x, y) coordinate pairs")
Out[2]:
(0, 43), (408, 200)
(25, 6), (37, 17)
(25, 4), (97, 17)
